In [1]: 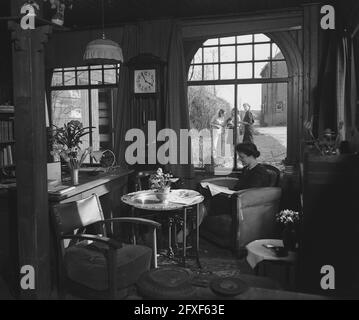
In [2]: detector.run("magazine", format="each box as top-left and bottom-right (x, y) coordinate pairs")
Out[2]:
(200, 182), (237, 196)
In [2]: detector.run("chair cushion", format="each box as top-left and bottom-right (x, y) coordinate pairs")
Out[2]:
(64, 242), (152, 291)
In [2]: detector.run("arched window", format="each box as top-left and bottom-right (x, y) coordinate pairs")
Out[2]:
(187, 34), (289, 170)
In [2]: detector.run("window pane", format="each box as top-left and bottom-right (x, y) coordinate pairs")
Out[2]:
(237, 63), (253, 79)
(237, 45), (253, 61)
(254, 34), (270, 42)
(98, 89), (113, 149)
(103, 64), (117, 69)
(272, 43), (284, 60)
(193, 49), (203, 64)
(91, 69), (103, 85)
(203, 64), (219, 80)
(220, 36), (236, 45)
(254, 62), (270, 78)
(188, 85), (235, 169)
(237, 35), (253, 43)
(63, 71), (76, 86)
(203, 47), (218, 63)
(52, 72), (63, 86)
(203, 38), (218, 46)
(77, 69), (89, 85)
(220, 46), (235, 62)
(254, 44), (271, 60)
(51, 89), (91, 162)
(220, 64), (235, 79)
(188, 65), (202, 81)
(237, 83), (287, 167)
(272, 61), (288, 78)
(104, 69), (117, 84)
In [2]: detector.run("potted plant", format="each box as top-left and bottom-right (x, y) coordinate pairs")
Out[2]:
(149, 168), (173, 202)
(43, 0), (74, 25)
(276, 209), (300, 252)
(51, 120), (94, 185)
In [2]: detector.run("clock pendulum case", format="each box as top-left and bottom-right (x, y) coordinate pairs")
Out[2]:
(125, 53), (166, 165)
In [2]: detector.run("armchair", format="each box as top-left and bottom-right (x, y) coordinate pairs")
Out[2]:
(200, 169), (282, 257)
(51, 194), (161, 299)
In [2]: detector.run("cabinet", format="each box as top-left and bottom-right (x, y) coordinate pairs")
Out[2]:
(0, 108), (15, 176)
(300, 152), (359, 297)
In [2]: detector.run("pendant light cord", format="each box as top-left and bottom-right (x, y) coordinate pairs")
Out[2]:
(101, 0), (106, 39)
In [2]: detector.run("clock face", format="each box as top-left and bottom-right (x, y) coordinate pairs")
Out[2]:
(134, 69), (156, 94)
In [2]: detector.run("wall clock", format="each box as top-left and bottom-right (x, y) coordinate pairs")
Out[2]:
(134, 69), (157, 94)
(125, 53), (165, 98)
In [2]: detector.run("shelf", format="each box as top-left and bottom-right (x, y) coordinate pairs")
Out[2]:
(1, 16), (70, 32)
(0, 141), (15, 145)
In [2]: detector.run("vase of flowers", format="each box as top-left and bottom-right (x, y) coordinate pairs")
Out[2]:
(276, 210), (300, 252)
(51, 120), (94, 185)
(149, 168), (173, 202)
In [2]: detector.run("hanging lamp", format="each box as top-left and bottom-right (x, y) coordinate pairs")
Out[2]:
(83, 0), (123, 64)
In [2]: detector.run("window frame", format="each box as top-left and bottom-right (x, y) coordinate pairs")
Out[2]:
(187, 34), (289, 170)
(50, 65), (119, 159)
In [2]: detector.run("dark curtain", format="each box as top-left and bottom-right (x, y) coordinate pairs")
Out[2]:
(165, 23), (194, 179)
(114, 20), (194, 178)
(316, 32), (338, 135)
(114, 25), (140, 168)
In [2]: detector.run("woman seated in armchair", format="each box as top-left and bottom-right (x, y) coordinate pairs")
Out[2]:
(177, 143), (273, 242)
(199, 142), (282, 254)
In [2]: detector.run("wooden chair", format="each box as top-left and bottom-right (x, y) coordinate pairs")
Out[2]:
(51, 194), (160, 300)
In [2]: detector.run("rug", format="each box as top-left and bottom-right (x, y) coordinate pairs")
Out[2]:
(157, 237), (253, 279)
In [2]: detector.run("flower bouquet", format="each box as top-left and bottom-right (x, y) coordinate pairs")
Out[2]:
(51, 120), (94, 185)
(149, 168), (173, 202)
(276, 210), (300, 251)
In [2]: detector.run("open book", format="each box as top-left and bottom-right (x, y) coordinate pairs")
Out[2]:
(200, 182), (237, 196)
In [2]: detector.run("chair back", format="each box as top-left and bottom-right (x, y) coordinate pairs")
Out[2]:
(52, 194), (104, 236)
(262, 164), (281, 187)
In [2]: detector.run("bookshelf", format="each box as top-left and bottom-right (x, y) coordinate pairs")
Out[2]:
(0, 106), (15, 171)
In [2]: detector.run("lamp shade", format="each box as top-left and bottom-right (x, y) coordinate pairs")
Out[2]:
(83, 38), (124, 64)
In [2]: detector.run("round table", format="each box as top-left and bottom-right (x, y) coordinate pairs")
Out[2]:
(121, 189), (204, 267)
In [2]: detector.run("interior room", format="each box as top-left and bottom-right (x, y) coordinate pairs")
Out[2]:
(0, 0), (358, 300)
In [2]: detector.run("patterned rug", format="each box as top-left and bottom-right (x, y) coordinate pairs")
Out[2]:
(157, 238), (253, 279)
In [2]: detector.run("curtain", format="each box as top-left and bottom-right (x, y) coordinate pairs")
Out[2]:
(335, 33), (359, 150)
(114, 25), (140, 168)
(114, 20), (194, 178)
(317, 32), (337, 135)
(165, 23), (194, 179)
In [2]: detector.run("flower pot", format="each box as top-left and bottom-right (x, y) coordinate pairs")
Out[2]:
(155, 187), (171, 202)
(282, 225), (297, 252)
(70, 168), (79, 186)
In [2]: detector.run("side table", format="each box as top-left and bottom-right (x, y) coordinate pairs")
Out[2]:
(246, 239), (298, 290)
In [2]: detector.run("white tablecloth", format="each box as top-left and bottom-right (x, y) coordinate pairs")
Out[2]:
(246, 239), (297, 269)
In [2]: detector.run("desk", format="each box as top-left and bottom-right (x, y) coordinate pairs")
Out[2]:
(121, 189), (204, 267)
(48, 169), (133, 219)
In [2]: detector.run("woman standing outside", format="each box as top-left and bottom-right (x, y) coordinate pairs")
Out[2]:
(226, 108), (242, 156)
(210, 109), (226, 159)
(242, 103), (255, 143)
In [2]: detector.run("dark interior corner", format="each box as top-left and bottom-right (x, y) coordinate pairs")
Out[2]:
(0, 0), (358, 302)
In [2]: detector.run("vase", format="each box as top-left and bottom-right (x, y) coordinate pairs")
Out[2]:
(70, 168), (79, 186)
(155, 187), (171, 202)
(282, 225), (297, 252)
